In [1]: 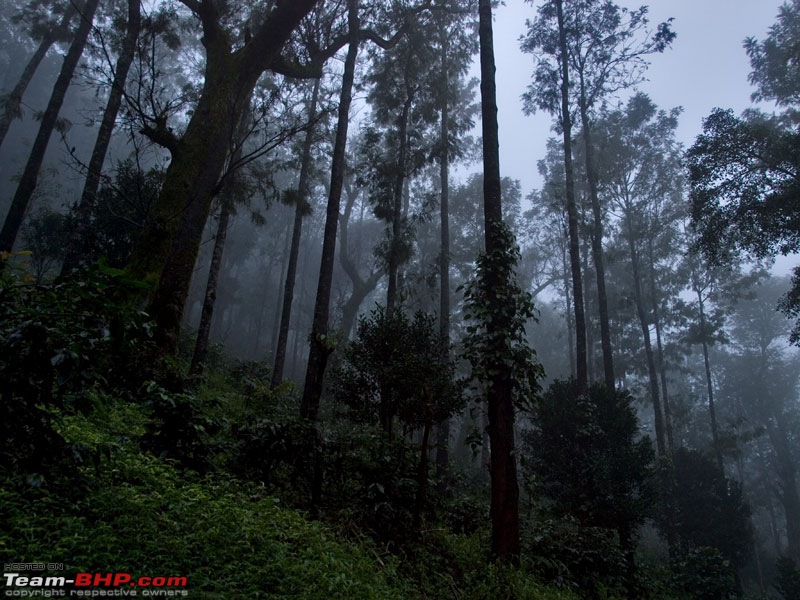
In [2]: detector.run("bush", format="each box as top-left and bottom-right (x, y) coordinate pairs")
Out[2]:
(671, 547), (741, 600)
(775, 556), (800, 600)
(521, 516), (628, 598)
(0, 260), (152, 480)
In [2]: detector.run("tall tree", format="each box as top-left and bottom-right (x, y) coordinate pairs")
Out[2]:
(300, 0), (361, 423)
(570, 1), (673, 391)
(123, 0), (323, 354)
(0, 0), (102, 257)
(0, 0), (77, 150)
(689, 0), (800, 344)
(272, 77), (321, 388)
(61, 0), (142, 274)
(522, 0), (587, 392)
(721, 276), (800, 562)
(597, 94), (683, 455)
(474, 0), (545, 562)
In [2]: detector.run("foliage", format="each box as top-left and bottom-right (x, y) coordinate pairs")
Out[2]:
(20, 207), (70, 282)
(322, 423), (422, 543)
(139, 380), (225, 474)
(461, 221), (544, 410)
(0, 260), (151, 480)
(332, 305), (464, 431)
(522, 380), (654, 530)
(670, 546), (741, 600)
(655, 448), (754, 569)
(520, 0), (674, 120)
(0, 450), (411, 599)
(521, 516), (628, 598)
(689, 0), (800, 342)
(744, 0), (800, 118)
(69, 160), (163, 269)
(775, 556), (800, 600)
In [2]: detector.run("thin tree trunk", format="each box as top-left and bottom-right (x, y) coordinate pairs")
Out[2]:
(562, 231), (576, 377)
(300, 0), (360, 422)
(555, 0), (587, 394)
(0, 3), (77, 150)
(625, 215), (666, 455)
(435, 15), (451, 482)
(61, 0), (142, 274)
(766, 419), (800, 562)
(338, 183), (382, 339)
(0, 0), (101, 256)
(579, 97), (614, 390)
(386, 92), (413, 311)
(648, 238), (674, 449)
(582, 234), (595, 383)
(189, 196), (232, 375)
(272, 77), (320, 388)
(413, 412), (433, 530)
(479, 0), (520, 562)
(696, 288), (723, 470)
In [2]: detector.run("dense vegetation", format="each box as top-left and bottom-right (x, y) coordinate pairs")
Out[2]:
(2, 0), (800, 598)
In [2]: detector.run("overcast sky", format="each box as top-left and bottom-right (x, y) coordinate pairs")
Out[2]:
(487, 0), (787, 195)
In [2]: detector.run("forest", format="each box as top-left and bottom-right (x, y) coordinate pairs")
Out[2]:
(1, 0), (799, 598)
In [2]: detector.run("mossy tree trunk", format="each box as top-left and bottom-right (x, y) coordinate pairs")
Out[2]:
(125, 0), (320, 354)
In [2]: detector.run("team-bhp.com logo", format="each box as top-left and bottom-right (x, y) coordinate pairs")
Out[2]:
(3, 570), (189, 597)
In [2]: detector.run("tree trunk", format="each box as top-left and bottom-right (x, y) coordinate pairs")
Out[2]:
(766, 418), (800, 562)
(338, 183), (382, 338)
(300, 0), (360, 422)
(435, 17), (452, 481)
(189, 195), (232, 375)
(0, 0), (101, 256)
(555, 0), (587, 394)
(125, 0), (318, 354)
(413, 412), (433, 530)
(579, 95), (614, 390)
(272, 77), (320, 388)
(696, 288), (723, 470)
(61, 0), (142, 274)
(648, 238), (674, 449)
(386, 92), (413, 311)
(479, 0), (520, 562)
(0, 3), (77, 150)
(625, 214), (666, 455)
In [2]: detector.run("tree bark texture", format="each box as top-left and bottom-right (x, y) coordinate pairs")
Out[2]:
(0, 0), (101, 256)
(125, 0), (319, 353)
(479, 0), (520, 562)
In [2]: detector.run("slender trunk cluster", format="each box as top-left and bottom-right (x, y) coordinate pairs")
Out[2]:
(555, 0), (587, 394)
(0, 0), (101, 256)
(62, 0), (142, 275)
(0, 3), (77, 150)
(300, 0), (360, 423)
(273, 77), (321, 388)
